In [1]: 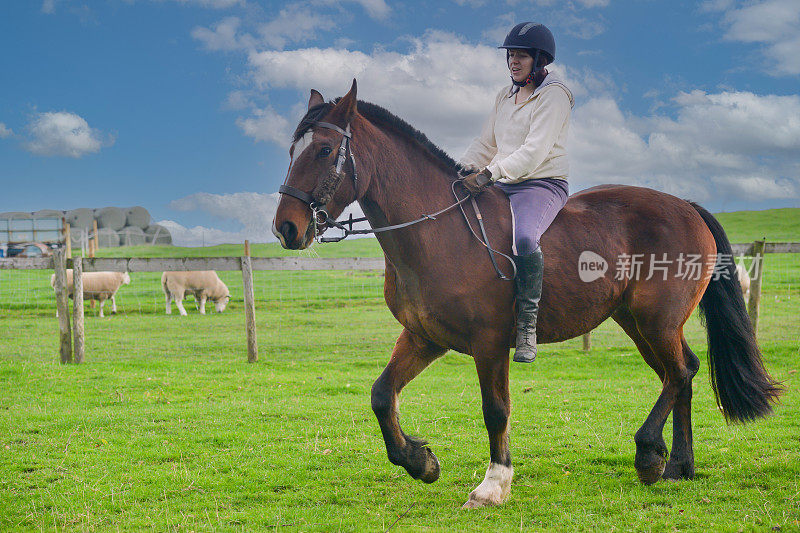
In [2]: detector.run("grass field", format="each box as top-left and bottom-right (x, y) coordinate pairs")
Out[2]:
(1, 209), (798, 531)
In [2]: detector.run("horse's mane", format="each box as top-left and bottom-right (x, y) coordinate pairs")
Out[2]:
(293, 99), (458, 173)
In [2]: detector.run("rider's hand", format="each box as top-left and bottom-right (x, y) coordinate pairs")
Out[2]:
(456, 162), (480, 178)
(462, 169), (493, 195)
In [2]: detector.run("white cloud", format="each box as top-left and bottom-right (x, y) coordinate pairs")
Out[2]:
(569, 90), (800, 203)
(236, 106), (294, 146)
(41, 0), (57, 14)
(24, 111), (112, 158)
(191, 17), (255, 51)
(192, 0), (389, 53)
(257, 5), (337, 49)
(350, 0), (390, 19)
(172, 0), (244, 8)
(716, 0), (800, 76)
(166, 191), (367, 245)
(157, 220), (249, 247)
(0, 123), (13, 139)
(205, 29), (797, 208)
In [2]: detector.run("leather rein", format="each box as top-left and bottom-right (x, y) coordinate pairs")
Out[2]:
(278, 120), (515, 280)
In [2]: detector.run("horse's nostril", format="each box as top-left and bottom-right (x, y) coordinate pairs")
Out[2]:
(280, 221), (298, 246)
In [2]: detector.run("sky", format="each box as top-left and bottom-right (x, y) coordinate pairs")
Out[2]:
(1, 0), (798, 246)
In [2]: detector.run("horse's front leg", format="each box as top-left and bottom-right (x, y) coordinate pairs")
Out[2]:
(463, 348), (513, 509)
(371, 328), (446, 483)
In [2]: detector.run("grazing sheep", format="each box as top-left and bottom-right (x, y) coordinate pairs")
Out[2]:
(161, 271), (230, 316)
(736, 263), (751, 301)
(50, 270), (131, 317)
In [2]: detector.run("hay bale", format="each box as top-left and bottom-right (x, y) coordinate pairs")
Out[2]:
(118, 226), (146, 246)
(65, 208), (94, 229)
(95, 207), (126, 231)
(3, 212), (32, 219)
(145, 224), (172, 245)
(125, 206), (151, 229)
(97, 227), (121, 248)
(33, 209), (64, 219)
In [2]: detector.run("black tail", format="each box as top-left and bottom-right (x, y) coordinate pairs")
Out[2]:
(690, 202), (783, 423)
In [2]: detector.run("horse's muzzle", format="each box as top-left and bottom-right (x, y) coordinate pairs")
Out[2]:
(273, 220), (299, 249)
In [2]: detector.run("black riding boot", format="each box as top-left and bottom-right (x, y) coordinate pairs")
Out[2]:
(512, 246), (543, 363)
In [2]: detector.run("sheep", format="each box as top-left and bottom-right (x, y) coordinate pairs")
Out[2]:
(161, 271), (230, 316)
(50, 270), (131, 317)
(736, 262), (751, 302)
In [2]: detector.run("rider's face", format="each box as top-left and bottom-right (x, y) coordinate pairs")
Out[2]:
(507, 49), (534, 83)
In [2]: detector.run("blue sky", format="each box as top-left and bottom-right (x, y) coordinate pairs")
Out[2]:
(1, 0), (798, 245)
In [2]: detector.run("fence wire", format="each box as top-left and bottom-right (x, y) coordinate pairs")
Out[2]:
(0, 254), (797, 363)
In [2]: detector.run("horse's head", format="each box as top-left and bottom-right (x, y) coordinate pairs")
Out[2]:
(272, 80), (363, 249)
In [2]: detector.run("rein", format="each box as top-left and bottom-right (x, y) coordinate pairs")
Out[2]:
(278, 120), (515, 280)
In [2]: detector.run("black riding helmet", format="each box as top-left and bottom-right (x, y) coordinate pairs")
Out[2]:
(499, 22), (555, 64)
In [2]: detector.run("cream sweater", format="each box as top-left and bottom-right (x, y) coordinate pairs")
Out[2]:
(459, 74), (574, 183)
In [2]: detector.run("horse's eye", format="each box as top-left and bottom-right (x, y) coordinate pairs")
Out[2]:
(318, 146), (332, 158)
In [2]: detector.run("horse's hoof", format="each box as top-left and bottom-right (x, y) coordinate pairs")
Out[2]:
(635, 442), (668, 485)
(418, 448), (440, 484)
(462, 492), (503, 509)
(635, 452), (667, 485)
(662, 459), (694, 481)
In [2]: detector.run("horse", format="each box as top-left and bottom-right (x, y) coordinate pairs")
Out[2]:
(272, 80), (782, 508)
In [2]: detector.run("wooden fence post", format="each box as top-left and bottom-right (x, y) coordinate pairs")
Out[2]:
(53, 248), (73, 364)
(92, 219), (99, 252)
(582, 332), (591, 352)
(72, 256), (85, 364)
(748, 239), (765, 337)
(241, 240), (258, 363)
(65, 222), (72, 259)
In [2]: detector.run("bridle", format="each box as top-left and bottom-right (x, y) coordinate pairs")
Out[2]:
(277, 120), (515, 280)
(278, 120), (357, 232)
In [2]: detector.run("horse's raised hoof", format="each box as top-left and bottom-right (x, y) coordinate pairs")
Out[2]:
(401, 442), (440, 484)
(417, 447), (440, 484)
(662, 459), (694, 481)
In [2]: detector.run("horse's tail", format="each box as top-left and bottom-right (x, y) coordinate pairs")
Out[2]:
(689, 201), (783, 423)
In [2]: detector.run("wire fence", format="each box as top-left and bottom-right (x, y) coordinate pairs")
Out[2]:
(0, 248), (797, 363)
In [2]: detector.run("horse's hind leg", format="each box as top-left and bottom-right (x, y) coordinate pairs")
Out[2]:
(463, 347), (512, 509)
(662, 336), (700, 480)
(613, 307), (696, 484)
(371, 328), (446, 483)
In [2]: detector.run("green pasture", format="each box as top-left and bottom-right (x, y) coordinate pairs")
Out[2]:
(1, 211), (799, 531)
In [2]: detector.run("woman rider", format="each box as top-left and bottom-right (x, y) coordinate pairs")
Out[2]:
(458, 22), (574, 363)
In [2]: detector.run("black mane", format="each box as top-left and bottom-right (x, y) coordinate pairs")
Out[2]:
(292, 99), (458, 172)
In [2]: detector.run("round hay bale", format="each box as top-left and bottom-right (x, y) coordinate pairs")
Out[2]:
(33, 209), (64, 219)
(125, 206), (151, 229)
(65, 208), (94, 229)
(118, 226), (146, 246)
(3, 212), (32, 219)
(145, 224), (172, 245)
(97, 227), (121, 248)
(95, 207), (126, 231)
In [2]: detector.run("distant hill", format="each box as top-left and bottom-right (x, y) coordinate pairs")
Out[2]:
(714, 208), (800, 243)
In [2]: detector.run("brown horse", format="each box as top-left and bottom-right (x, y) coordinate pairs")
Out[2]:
(272, 80), (781, 508)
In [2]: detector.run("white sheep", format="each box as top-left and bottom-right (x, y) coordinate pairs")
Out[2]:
(736, 262), (751, 302)
(50, 270), (131, 317)
(161, 271), (230, 316)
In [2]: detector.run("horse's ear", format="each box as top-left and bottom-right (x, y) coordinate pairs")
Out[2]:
(335, 79), (358, 123)
(308, 89), (324, 110)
